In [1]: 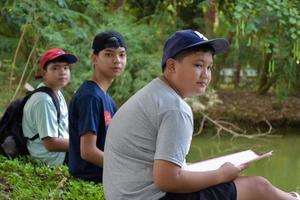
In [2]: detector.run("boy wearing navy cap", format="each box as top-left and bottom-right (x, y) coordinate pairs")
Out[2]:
(68, 31), (127, 183)
(103, 30), (299, 199)
(22, 48), (77, 166)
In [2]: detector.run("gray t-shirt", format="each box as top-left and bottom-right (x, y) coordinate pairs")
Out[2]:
(103, 78), (193, 200)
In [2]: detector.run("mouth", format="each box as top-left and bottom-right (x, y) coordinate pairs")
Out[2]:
(58, 77), (69, 81)
(197, 81), (207, 87)
(112, 67), (122, 72)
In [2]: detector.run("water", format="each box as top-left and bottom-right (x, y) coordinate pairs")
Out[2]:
(186, 128), (300, 192)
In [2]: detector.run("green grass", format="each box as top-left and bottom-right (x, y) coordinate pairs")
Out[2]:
(0, 156), (105, 200)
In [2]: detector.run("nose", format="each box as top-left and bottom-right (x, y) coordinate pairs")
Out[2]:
(113, 55), (121, 64)
(200, 67), (210, 78)
(59, 66), (68, 74)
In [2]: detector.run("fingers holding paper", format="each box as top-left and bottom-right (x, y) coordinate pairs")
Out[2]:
(218, 162), (243, 182)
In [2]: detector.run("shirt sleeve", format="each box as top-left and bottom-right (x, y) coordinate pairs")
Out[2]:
(77, 95), (103, 136)
(154, 110), (193, 167)
(33, 98), (59, 139)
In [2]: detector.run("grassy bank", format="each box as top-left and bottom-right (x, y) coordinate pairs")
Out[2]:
(0, 156), (105, 200)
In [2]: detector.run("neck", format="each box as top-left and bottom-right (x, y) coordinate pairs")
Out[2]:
(160, 75), (183, 98)
(43, 82), (59, 95)
(91, 74), (113, 92)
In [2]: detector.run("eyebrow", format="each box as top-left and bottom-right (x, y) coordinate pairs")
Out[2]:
(194, 59), (213, 65)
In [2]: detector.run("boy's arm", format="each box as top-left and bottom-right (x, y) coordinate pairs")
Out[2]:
(153, 159), (242, 193)
(80, 132), (103, 167)
(42, 137), (69, 152)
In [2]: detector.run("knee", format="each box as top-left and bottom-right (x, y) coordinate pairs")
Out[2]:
(251, 176), (273, 194)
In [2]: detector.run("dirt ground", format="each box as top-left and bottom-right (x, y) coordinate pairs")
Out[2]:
(203, 90), (300, 128)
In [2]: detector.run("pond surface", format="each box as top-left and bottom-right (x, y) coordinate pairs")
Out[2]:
(186, 128), (300, 192)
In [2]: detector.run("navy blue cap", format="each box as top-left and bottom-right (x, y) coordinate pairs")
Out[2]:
(92, 31), (127, 54)
(161, 29), (229, 67)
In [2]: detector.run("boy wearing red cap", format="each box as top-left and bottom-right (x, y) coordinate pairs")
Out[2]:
(68, 31), (127, 183)
(22, 48), (77, 166)
(103, 30), (299, 200)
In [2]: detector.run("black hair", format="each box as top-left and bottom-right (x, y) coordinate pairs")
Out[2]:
(44, 56), (70, 70)
(162, 44), (215, 71)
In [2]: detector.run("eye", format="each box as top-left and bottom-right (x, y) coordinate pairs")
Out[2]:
(104, 52), (112, 57)
(119, 53), (126, 58)
(194, 64), (202, 68)
(64, 65), (70, 70)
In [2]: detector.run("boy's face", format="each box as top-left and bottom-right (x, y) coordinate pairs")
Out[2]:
(92, 47), (127, 79)
(170, 51), (213, 98)
(42, 62), (71, 90)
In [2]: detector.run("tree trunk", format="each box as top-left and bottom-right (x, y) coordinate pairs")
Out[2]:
(258, 74), (279, 95)
(234, 59), (241, 87)
(257, 52), (272, 95)
(211, 32), (233, 88)
(112, 0), (126, 10)
(294, 62), (300, 95)
(204, 0), (218, 35)
(258, 53), (280, 95)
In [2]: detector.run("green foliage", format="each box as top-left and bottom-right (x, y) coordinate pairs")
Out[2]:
(0, 156), (104, 199)
(229, 0), (300, 96)
(1, 0), (300, 106)
(0, 0), (162, 106)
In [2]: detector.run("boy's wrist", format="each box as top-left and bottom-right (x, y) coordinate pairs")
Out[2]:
(216, 168), (226, 184)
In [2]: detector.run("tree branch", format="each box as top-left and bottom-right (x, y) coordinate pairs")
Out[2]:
(194, 110), (274, 139)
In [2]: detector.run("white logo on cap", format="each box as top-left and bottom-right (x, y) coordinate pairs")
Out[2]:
(57, 51), (64, 55)
(194, 31), (208, 41)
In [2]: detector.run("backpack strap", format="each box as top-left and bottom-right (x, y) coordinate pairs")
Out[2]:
(26, 86), (61, 140)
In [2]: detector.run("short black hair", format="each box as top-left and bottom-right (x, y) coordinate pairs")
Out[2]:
(44, 56), (71, 70)
(162, 44), (215, 72)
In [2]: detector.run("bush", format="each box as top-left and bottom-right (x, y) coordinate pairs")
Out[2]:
(0, 156), (104, 199)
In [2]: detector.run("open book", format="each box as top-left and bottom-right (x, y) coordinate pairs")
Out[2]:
(186, 149), (273, 172)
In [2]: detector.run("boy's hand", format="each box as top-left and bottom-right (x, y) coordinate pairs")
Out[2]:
(217, 162), (241, 182)
(237, 163), (249, 170)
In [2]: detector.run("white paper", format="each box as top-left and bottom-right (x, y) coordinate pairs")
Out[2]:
(186, 150), (273, 172)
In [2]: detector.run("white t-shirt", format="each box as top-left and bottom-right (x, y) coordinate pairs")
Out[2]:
(22, 83), (69, 166)
(103, 78), (193, 200)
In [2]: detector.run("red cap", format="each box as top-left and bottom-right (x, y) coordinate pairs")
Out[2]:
(39, 48), (78, 69)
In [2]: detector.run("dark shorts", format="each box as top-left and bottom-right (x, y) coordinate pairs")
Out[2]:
(160, 181), (236, 200)
(63, 152), (68, 165)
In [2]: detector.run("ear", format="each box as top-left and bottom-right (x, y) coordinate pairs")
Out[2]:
(41, 68), (47, 77)
(165, 58), (176, 73)
(91, 54), (98, 64)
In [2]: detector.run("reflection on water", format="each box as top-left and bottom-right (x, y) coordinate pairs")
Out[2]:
(186, 128), (300, 191)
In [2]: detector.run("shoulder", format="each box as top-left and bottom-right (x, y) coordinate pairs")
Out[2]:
(121, 78), (192, 118)
(27, 92), (53, 104)
(149, 78), (192, 115)
(79, 80), (100, 92)
(105, 94), (116, 104)
(75, 81), (105, 98)
(24, 92), (57, 116)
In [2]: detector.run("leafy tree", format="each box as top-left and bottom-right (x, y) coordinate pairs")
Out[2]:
(226, 0), (300, 97)
(0, 0), (99, 94)
(0, 0), (163, 105)
(1, 0), (300, 107)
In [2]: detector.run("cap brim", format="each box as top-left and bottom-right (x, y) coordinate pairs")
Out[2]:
(58, 53), (78, 64)
(180, 38), (230, 55)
